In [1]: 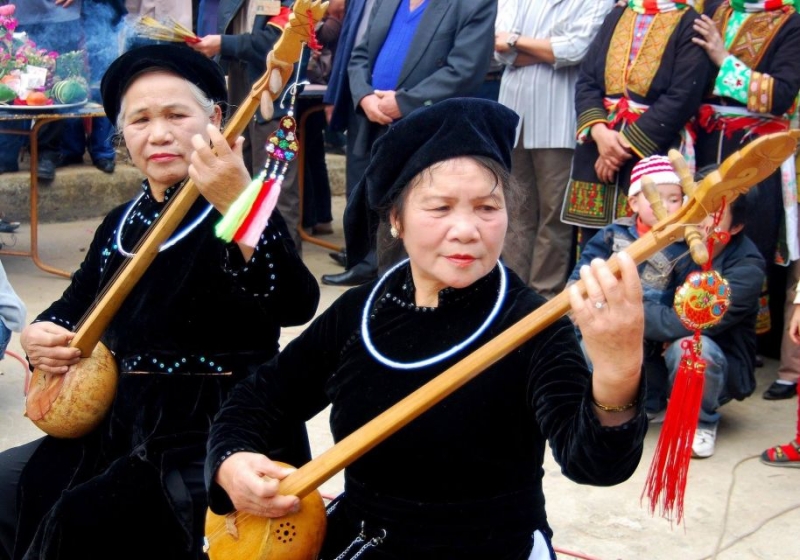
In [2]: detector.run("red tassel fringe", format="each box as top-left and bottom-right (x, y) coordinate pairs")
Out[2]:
(642, 335), (706, 524)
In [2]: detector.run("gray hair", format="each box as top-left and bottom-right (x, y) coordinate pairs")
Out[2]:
(115, 69), (217, 130)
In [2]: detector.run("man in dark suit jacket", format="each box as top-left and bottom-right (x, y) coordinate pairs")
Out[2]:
(324, 0), (372, 194)
(322, 0), (496, 286)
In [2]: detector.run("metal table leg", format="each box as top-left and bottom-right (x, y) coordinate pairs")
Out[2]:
(0, 116), (71, 278)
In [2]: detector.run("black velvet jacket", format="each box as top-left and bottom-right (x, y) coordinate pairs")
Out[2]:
(15, 181), (320, 560)
(207, 263), (647, 560)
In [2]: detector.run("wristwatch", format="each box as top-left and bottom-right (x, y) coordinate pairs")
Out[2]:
(506, 33), (519, 49)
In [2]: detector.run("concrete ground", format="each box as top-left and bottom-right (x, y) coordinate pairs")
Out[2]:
(0, 181), (798, 560)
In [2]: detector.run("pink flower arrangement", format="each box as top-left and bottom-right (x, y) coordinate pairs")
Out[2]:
(0, 6), (59, 84)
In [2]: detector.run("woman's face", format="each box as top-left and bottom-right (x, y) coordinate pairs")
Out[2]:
(120, 71), (221, 196)
(393, 157), (508, 306)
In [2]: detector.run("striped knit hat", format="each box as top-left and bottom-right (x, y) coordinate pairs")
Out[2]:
(628, 155), (681, 197)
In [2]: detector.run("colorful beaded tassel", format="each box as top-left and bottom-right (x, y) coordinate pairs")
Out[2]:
(215, 112), (298, 247)
(215, 40), (316, 248)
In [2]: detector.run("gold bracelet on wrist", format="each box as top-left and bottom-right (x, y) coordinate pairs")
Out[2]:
(592, 399), (637, 413)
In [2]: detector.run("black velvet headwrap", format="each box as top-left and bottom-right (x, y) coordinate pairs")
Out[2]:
(343, 97), (520, 267)
(100, 44), (227, 125)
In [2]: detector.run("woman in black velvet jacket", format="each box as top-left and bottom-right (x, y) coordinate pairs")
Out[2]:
(0, 44), (319, 560)
(206, 98), (649, 560)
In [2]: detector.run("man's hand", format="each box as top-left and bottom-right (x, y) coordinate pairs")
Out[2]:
(189, 35), (222, 58)
(359, 93), (394, 125)
(495, 31), (515, 54)
(327, 0), (345, 20)
(374, 90), (401, 120)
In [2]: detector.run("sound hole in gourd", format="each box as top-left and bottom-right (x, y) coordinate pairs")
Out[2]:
(274, 522), (298, 542)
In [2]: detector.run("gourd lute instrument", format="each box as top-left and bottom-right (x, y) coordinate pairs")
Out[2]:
(23, 0), (330, 439)
(204, 130), (800, 560)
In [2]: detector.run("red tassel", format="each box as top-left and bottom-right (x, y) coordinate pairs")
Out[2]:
(642, 335), (705, 524)
(642, 198), (731, 524)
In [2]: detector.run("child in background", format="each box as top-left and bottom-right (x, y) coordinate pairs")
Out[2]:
(568, 155), (692, 420)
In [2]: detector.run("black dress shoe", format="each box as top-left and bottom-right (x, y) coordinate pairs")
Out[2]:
(93, 158), (116, 173)
(321, 261), (377, 286)
(37, 158), (56, 182)
(328, 250), (347, 268)
(762, 381), (797, 400)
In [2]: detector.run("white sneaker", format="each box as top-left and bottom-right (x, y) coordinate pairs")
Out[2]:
(692, 425), (718, 458)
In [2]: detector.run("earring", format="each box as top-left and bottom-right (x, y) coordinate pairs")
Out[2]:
(390, 225), (399, 238)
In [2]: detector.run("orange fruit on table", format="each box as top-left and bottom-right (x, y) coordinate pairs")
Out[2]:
(26, 91), (49, 106)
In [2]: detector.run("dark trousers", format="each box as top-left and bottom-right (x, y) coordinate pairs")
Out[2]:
(300, 106), (333, 229)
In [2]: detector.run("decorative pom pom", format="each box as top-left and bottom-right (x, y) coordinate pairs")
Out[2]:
(673, 270), (731, 330)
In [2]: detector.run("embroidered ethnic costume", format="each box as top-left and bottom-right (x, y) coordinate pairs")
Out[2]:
(562, 1), (709, 229)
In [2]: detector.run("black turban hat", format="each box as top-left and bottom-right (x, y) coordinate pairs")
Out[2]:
(343, 97), (520, 267)
(100, 44), (227, 125)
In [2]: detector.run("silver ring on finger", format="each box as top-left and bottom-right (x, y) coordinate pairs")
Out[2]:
(594, 300), (606, 310)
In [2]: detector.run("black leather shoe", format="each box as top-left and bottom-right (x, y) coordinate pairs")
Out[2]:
(321, 261), (377, 287)
(93, 158), (116, 173)
(37, 158), (56, 182)
(762, 381), (797, 400)
(0, 218), (19, 233)
(328, 250), (347, 268)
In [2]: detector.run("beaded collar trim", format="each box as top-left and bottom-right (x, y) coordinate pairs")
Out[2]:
(360, 258), (507, 370)
(116, 190), (213, 258)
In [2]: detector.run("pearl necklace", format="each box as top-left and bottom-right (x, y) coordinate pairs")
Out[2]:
(116, 192), (214, 258)
(360, 258), (507, 370)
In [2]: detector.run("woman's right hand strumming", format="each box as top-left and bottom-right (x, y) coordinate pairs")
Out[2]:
(216, 451), (301, 518)
(20, 322), (81, 375)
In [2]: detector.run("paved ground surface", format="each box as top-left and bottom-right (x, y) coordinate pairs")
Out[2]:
(0, 195), (798, 560)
